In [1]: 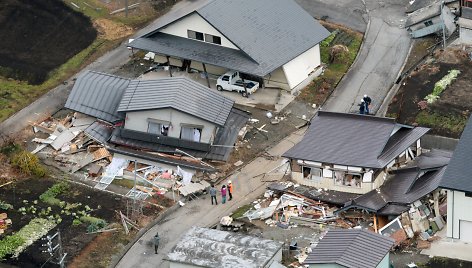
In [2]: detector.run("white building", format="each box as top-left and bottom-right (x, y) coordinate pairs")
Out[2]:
(128, 0), (330, 92)
(442, 115), (472, 242)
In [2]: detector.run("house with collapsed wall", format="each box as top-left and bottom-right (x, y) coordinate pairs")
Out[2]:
(65, 71), (248, 172)
(282, 111), (430, 194)
(304, 229), (394, 268)
(337, 149), (450, 237)
(441, 115), (472, 243)
(127, 0), (330, 92)
(405, 1), (457, 38)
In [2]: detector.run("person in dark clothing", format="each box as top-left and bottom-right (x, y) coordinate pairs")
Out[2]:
(363, 95), (372, 114)
(153, 232), (160, 254)
(359, 99), (366, 115)
(210, 184), (218, 205)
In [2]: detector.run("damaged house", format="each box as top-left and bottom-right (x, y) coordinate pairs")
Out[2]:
(127, 0), (330, 91)
(458, 0), (472, 43)
(65, 71), (248, 172)
(405, 0), (457, 38)
(282, 112), (429, 194)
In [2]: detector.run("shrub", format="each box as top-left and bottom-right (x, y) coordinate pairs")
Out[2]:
(0, 235), (25, 259)
(80, 216), (107, 233)
(72, 219), (82, 226)
(10, 150), (46, 177)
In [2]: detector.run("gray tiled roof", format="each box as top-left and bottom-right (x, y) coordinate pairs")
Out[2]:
(84, 121), (114, 144)
(441, 115), (472, 192)
(65, 71), (131, 123)
(130, 0), (330, 76)
(117, 77), (234, 126)
(341, 150), (451, 215)
(304, 229), (394, 268)
(282, 111), (429, 169)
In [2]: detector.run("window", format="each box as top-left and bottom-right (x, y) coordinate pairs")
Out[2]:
(222, 76), (230, 81)
(424, 20), (433, 27)
(204, 34), (221, 45)
(148, 122), (161, 135)
(334, 171), (362, 188)
(181, 125), (203, 142)
(187, 30), (204, 41)
(302, 166), (322, 179)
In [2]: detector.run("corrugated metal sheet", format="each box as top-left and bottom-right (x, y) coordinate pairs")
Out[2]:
(130, 0), (330, 77)
(65, 71), (130, 123)
(304, 229), (394, 268)
(117, 77), (233, 126)
(283, 112), (429, 169)
(441, 116), (472, 192)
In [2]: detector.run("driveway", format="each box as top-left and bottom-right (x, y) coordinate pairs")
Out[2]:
(318, 0), (412, 114)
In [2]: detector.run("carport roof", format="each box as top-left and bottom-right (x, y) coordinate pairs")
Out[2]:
(129, 0), (330, 76)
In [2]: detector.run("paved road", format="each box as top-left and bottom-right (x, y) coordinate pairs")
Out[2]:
(321, 0), (412, 114)
(0, 0), (207, 137)
(115, 128), (306, 268)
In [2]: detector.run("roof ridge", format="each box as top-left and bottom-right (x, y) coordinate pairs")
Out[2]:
(86, 70), (131, 81)
(317, 111), (396, 123)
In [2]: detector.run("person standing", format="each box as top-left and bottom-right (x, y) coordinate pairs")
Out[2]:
(363, 94), (372, 114)
(210, 184), (218, 205)
(228, 181), (233, 201)
(153, 232), (160, 254)
(221, 185), (227, 204)
(359, 99), (365, 115)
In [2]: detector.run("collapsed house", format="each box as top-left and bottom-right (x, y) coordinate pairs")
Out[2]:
(282, 111), (429, 194)
(167, 226), (284, 268)
(405, 0), (457, 38)
(127, 0), (330, 91)
(304, 229), (394, 268)
(65, 70), (248, 173)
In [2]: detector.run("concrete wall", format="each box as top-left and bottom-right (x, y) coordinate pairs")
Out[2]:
(124, 108), (217, 143)
(409, 15), (443, 31)
(159, 12), (239, 50)
(282, 44), (321, 89)
(264, 67), (290, 90)
(421, 134), (458, 151)
(447, 190), (472, 240)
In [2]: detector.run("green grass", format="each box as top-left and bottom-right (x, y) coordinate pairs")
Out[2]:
(416, 111), (467, 135)
(230, 204), (253, 219)
(297, 25), (363, 105)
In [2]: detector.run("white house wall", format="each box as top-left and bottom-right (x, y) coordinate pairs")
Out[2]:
(282, 44), (321, 89)
(447, 190), (472, 240)
(159, 12), (239, 50)
(124, 108), (217, 143)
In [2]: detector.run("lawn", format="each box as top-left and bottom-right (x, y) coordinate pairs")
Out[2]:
(297, 21), (363, 105)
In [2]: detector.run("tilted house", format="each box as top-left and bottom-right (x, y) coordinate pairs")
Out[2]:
(65, 71), (248, 171)
(282, 111), (429, 194)
(405, 1), (456, 38)
(441, 115), (472, 242)
(128, 0), (330, 91)
(304, 229), (394, 268)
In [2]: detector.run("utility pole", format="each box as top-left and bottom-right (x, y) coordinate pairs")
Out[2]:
(42, 231), (67, 268)
(125, 0), (129, 17)
(441, 1), (447, 48)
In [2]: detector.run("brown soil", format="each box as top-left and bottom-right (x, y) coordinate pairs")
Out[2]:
(0, 177), (164, 267)
(0, 0), (97, 84)
(93, 19), (133, 41)
(387, 46), (472, 138)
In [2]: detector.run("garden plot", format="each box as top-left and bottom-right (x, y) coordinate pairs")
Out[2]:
(0, 177), (163, 267)
(387, 46), (472, 138)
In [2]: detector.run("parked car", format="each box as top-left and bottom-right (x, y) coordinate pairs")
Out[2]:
(216, 71), (259, 97)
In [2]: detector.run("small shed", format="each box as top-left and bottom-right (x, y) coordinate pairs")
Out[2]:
(304, 229), (394, 268)
(167, 226), (283, 268)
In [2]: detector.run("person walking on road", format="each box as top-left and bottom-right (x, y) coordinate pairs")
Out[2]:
(363, 94), (372, 114)
(221, 185), (227, 204)
(153, 232), (160, 254)
(228, 181), (233, 201)
(210, 184), (218, 205)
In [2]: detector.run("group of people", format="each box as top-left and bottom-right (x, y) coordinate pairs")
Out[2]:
(209, 181), (233, 205)
(359, 94), (372, 115)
